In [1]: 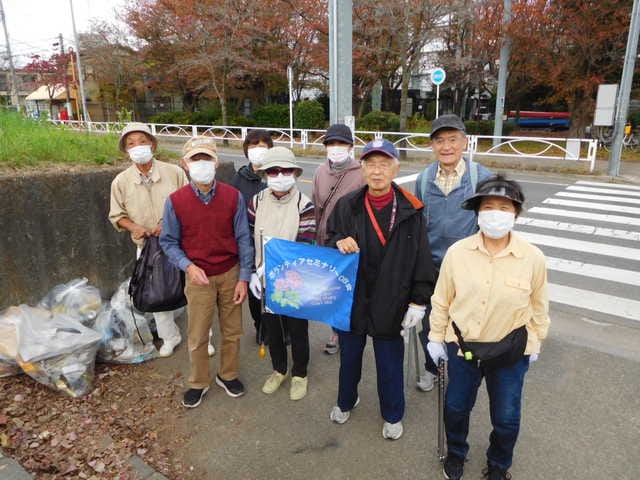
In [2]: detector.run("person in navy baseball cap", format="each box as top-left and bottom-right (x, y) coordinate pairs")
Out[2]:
(360, 138), (399, 162)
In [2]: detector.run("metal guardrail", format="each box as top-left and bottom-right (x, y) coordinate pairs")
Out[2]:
(49, 120), (598, 171)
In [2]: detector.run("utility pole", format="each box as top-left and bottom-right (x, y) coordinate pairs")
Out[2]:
(608, 0), (640, 177)
(328, 0), (353, 131)
(492, 0), (511, 146)
(55, 33), (72, 118)
(69, 0), (89, 122)
(0, 0), (19, 108)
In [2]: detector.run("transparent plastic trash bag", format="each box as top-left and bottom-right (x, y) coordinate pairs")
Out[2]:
(16, 305), (102, 397)
(91, 280), (157, 364)
(38, 278), (103, 325)
(0, 306), (22, 377)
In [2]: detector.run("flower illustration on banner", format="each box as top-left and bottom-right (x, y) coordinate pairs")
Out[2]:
(270, 270), (304, 309)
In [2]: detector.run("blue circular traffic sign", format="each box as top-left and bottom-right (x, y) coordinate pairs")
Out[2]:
(431, 68), (446, 85)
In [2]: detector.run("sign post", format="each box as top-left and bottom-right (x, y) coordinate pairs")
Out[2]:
(430, 68), (446, 119)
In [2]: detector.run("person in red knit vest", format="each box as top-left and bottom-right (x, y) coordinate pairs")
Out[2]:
(160, 137), (254, 408)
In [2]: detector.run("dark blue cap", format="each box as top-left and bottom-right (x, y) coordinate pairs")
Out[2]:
(360, 138), (399, 161)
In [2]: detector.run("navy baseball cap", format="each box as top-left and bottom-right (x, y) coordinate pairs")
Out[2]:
(360, 138), (399, 161)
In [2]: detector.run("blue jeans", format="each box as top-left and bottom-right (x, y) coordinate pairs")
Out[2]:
(337, 331), (405, 423)
(445, 342), (529, 470)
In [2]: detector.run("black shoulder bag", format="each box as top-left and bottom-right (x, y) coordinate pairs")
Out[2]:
(129, 236), (187, 312)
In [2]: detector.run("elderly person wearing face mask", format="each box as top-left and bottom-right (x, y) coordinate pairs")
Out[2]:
(312, 124), (365, 355)
(247, 147), (315, 401)
(231, 129), (273, 345)
(326, 139), (436, 440)
(109, 122), (188, 357)
(160, 137), (254, 409)
(427, 174), (549, 480)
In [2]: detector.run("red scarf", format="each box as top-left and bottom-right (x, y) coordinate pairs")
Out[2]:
(365, 189), (394, 210)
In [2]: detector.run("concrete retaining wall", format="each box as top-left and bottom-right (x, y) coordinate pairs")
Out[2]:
(0, 161), (235, 310)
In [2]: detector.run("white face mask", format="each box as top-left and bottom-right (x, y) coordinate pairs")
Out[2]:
(128, 145), (153, 164)
(267, 173), (296, 192)
(188, 160), (216, 184)
(477, 210), (515, 239)
(247, 147), (269, 167)
(326, 145), (351, 166)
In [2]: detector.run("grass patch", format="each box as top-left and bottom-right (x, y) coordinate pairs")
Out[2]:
(0, 110), (123, 167)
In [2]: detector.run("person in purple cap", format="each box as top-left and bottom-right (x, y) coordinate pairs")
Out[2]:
(325, 138), (436, 440)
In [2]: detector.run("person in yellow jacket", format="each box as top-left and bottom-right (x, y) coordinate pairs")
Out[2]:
(426, 174), (550, 480)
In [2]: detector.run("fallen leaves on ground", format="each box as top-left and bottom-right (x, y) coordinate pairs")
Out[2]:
(0, 363), (194, 479)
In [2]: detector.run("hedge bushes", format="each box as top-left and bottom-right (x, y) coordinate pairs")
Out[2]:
(464, 120), (517, 136)
(294, 100), (325, 129)
(358, 111), (400, 132)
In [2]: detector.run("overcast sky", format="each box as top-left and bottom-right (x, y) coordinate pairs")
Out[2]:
(2, 0), (127, 67)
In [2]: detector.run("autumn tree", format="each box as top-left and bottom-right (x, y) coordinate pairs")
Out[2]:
(508, 0), (631, 136)
(23, 54), (71, 117)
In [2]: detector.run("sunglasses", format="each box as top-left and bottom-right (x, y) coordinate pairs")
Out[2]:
(265, 167), (296, 177)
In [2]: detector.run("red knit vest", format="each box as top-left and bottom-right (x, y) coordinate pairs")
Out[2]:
(170, 182), (239, 276)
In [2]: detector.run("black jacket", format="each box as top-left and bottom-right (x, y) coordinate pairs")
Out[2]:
(326, 184), (436, 338)
(231, 165), (267, 207)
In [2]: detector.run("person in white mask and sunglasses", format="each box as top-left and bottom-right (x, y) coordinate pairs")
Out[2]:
(247, 147), (316, 401)
(109, 122), (188, 357)
(312, 124), (364, 355)
(426, 174), (549, 480)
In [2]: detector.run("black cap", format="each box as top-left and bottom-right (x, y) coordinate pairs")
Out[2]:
(430, 114), (466, 139)
(461, 176), (524, 211)
(323, 124), (354, 145)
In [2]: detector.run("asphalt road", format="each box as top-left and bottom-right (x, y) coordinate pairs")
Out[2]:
(152, 145), (640, 479)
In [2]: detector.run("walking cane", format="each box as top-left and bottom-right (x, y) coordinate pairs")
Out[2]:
(258, 228), (266, 359)
(437, 357), (446, 462)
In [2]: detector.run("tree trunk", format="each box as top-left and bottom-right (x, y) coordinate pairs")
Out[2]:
(568, 92), (594, 138)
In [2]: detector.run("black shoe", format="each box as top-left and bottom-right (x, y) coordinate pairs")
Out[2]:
(215, 375), (245, 397)
(182, 387), (209, 408)
(443, 454), (465, 480)
(482, 464), (512, 480)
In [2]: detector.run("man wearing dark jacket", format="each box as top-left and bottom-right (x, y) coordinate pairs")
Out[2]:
(231, 129), (273, 344)
(326, 139), (436, 440)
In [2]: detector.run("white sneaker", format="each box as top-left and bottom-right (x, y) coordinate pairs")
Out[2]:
(159, 335), (181, 357)
(382, 421), (403, 440)
(417, 372), (435, 392)
(329, 396), (360, 424)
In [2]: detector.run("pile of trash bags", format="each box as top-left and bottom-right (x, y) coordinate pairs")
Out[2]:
(0, 278), (159, 397)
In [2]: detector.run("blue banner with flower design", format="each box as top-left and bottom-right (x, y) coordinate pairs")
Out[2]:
(264, 238), (359, 331)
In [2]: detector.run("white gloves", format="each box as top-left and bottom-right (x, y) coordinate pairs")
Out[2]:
(249, 273), (262, 299)
(400, 304), (426, 342)
(427, 341), (448, 364)
(402, 304), (426, 329)
(529, 353), (539, 364)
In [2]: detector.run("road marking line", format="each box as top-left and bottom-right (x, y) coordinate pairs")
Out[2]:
(556, 191), (640, 205)
(576, 180), (640, 191)
(517, 231), (640, 261)
(567, 185), (640, 198)
(543, 198), (640, 215)
(527, 207), (640, 226)
(515, 179), (570, 186)
(545, 257), (640, 286)
(516, 217), (640, 241)
(548, 283), (640, 322)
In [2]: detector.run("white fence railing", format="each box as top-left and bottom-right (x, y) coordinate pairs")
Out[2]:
(49, 120), (598, 171)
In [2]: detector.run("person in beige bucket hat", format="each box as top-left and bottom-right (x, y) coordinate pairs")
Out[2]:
(108, 122), (188, 357)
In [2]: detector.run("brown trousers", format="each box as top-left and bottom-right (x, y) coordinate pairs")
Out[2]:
(185, 264), (243, 389)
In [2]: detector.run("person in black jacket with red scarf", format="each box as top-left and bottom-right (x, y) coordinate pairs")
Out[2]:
(326, 139), (436, 440)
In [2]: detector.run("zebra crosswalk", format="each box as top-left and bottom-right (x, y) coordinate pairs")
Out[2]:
(515, 180), (640, 324)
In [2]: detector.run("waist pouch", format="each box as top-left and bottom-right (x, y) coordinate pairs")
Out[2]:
(452, 322), (527, 371)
